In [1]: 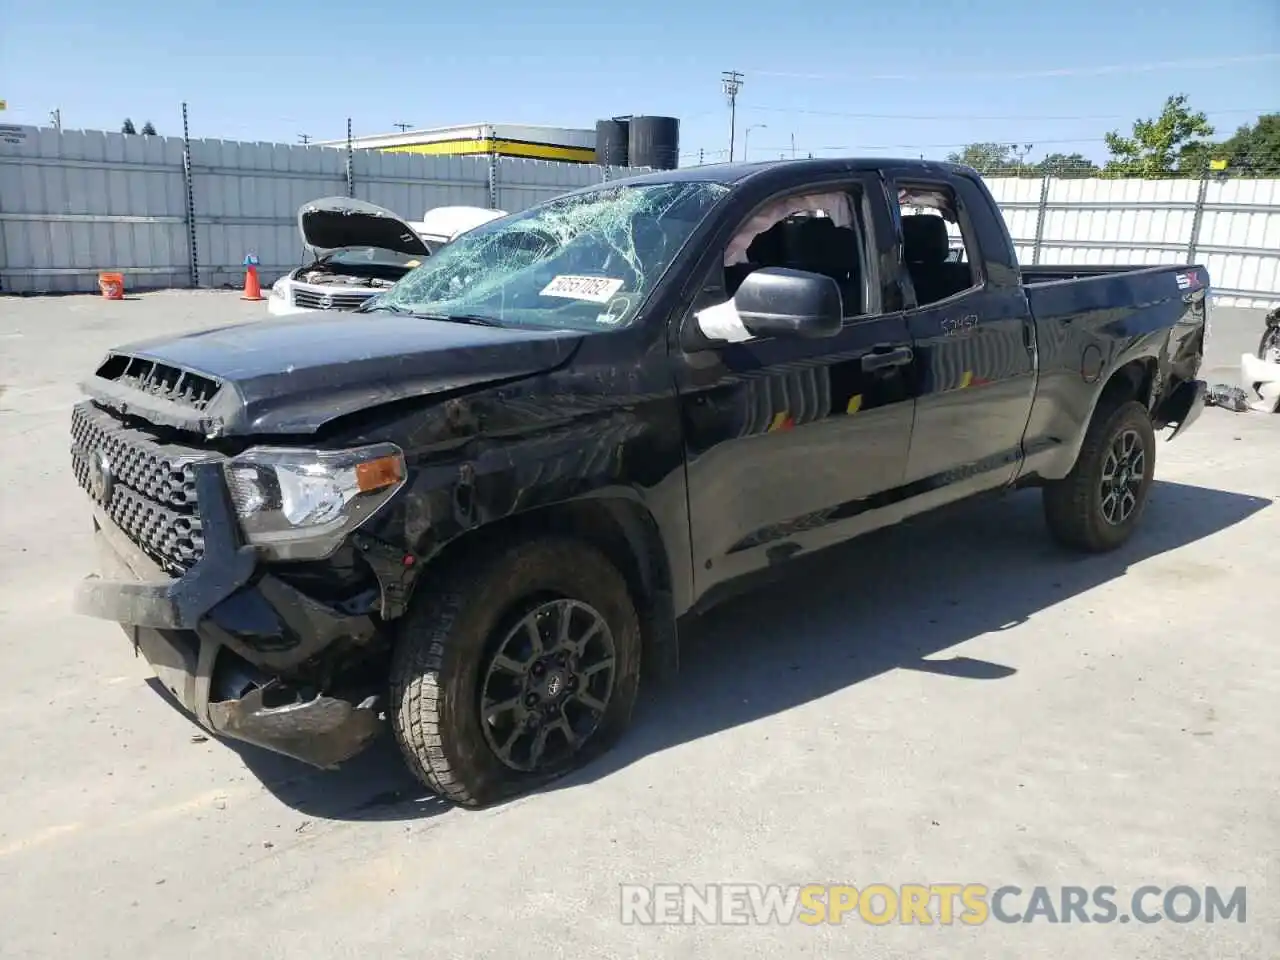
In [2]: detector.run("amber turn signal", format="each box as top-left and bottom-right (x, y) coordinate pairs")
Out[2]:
(355, 455), (404, 492)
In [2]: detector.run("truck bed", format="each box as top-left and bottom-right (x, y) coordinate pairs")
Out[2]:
(1022, 263), (1205, 324)
(1020, 263), (1195, 286)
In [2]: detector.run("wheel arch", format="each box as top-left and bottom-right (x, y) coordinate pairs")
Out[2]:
(407, 494), (680, 679)
(1097, 356), (1158, 416)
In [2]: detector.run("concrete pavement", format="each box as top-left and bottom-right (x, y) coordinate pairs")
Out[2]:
(0, 293), (1276, 959)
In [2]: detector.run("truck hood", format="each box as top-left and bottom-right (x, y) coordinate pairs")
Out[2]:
(299, 196), (431, 259)
(81, 312), (584, 437)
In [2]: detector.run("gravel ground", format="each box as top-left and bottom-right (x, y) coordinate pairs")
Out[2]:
(0, 291), (1277, 959)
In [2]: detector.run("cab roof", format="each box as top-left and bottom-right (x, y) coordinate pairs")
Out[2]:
(572, 157), (977, 193)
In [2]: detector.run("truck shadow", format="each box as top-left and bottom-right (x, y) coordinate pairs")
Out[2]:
(232, 478), (1270, 820)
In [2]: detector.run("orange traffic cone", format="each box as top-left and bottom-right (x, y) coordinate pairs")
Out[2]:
(241, 253), (264, 301)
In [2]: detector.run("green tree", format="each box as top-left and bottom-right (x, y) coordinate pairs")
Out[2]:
(1214, 114), (1280, 176)
(1037, 152), (1099, 176)
(1103, 94), (1215, 178)
(121, 118), (137, 135)
(945, 142), (1018, 174)
(140, 120), (157, 136)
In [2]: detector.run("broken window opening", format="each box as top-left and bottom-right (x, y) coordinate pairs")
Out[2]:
(895, 181), (981, 306)
(693, 187), (871, 344)
(718, 189), (867, 316)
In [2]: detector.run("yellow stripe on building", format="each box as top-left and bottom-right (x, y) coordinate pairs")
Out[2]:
(381, 138), (596, 163)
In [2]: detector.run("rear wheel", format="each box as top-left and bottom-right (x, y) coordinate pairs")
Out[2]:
(1042, 400), (1156, 553)
(390, 538), (642, 807)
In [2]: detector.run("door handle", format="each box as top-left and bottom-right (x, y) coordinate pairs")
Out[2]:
(862, 346), (914, 372)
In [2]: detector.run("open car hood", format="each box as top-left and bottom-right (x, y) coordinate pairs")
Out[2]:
(298, 196), (431, 258)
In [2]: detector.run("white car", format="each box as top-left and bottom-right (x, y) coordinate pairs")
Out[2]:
(267, 199), (506, 316)
(410, 205), (507, 253)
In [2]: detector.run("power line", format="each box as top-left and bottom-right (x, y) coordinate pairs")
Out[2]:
(740, 104), (1277, 123)
(747, 51), (1280, 83)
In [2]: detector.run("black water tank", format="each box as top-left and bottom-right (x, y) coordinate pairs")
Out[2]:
(628, 116), (680, 170)
(595, 118), (630, 166)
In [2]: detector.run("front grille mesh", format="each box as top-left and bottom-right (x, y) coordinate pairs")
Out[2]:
(292, 287), (376, 310)
(70, 403), (221, 575)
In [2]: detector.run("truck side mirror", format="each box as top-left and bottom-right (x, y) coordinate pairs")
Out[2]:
(732, 267), (843, 339)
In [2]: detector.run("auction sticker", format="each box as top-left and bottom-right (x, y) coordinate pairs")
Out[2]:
(540, 275), (625, 303)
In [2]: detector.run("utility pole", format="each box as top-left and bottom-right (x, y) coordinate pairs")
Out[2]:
(790, 132), (796, 159)
(721, 70), (743, 162)
(393, 122), (412, 132)
(298, 134), (311, 144)
(1012, 143), (1034, 174)
(49, 108), (61, 131)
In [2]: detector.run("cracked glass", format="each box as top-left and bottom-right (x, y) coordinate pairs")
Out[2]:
(376, 181), (729, 331)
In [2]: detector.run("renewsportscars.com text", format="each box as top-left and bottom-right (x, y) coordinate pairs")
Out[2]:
(619, 883), (1247, 926)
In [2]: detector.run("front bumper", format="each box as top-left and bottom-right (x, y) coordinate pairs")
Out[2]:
(74, 462), (383, 769)
(266, 289), (315, 317)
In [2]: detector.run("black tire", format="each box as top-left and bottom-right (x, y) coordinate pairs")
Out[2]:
(390, 537), (642, 807)
(1042, 399), (1157, 553)
(1254, 323), (1280, 393)
(1259, 315), (1280, 361)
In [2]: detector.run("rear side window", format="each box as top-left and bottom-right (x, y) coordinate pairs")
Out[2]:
(894, 181), (981, 307)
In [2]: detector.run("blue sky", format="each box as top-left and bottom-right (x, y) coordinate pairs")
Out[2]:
(1, 0), (1277, 165)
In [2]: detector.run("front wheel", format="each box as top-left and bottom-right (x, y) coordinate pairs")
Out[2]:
(390, 538), (642, 807)
(1042, 400), (1157, 553)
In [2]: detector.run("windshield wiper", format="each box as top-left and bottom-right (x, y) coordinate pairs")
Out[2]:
(415, 312), (505, 327)
(354, 301), (502, 326)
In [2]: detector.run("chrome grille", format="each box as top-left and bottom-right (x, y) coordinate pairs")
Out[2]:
(70, 402), (221, 575)
(292, 287), (376, 311)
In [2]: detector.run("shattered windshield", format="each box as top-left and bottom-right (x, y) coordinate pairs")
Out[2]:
(376, 181), (729, 331)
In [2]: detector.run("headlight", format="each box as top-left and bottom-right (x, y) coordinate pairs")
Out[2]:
(270, 277), (289, 299)
(223, 443), (406, 560)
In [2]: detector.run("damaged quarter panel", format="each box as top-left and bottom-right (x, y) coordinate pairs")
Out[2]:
(1018, 265), (1208, 481)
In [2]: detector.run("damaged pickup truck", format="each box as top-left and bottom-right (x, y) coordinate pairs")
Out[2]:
(71, 158), (1208, 806)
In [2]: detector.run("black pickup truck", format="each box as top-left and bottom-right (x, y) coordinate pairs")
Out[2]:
(70, 159), (1208, 806)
